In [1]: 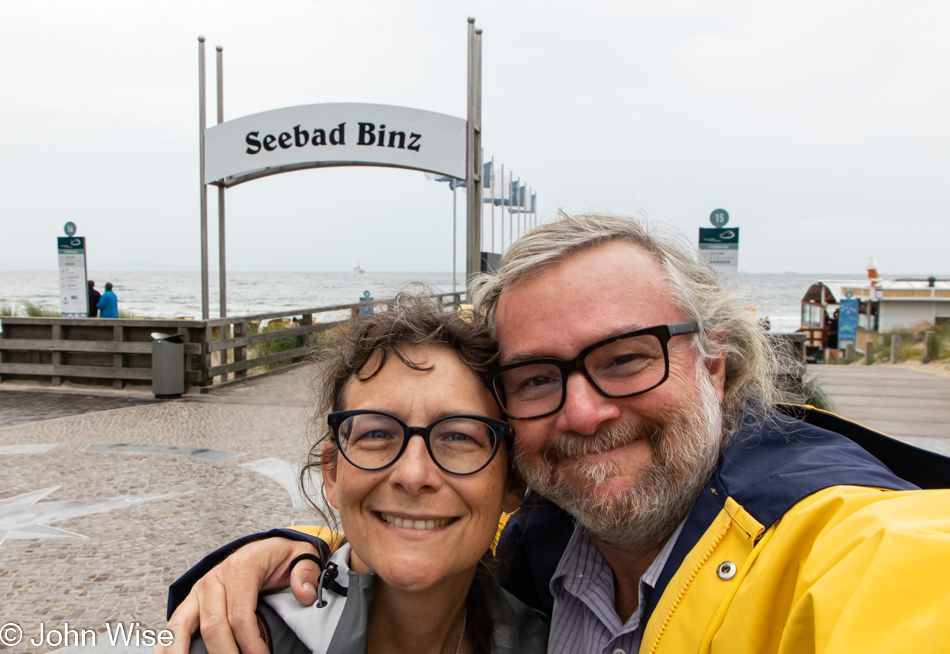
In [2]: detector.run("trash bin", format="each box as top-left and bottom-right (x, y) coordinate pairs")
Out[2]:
(151, 332), (185, 399)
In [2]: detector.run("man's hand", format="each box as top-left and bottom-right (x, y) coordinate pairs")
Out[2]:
(157, 538), (323, 654)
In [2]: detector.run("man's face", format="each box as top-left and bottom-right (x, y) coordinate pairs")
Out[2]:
(494, 240), (726, 550)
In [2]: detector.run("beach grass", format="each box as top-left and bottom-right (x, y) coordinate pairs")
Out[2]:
(797, 376), (834, 412)
(877, 322), (950, 363)
(20, 301), (60, 317)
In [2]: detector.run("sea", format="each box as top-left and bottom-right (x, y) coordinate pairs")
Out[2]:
(0, 270), (872, 333)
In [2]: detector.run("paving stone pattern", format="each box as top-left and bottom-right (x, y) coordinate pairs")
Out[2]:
(0, 393), (157, 429)
(0, 368), (321, 654)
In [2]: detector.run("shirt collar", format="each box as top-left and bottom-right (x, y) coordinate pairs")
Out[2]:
(550, 519), (686, 627)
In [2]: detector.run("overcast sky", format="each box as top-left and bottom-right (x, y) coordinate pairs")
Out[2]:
(3, 1), (948, 275)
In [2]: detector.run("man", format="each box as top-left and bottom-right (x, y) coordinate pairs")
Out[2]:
(163, 213), (950, 653)
(97, 281), (118, 318)
(87, 279), (101, 318)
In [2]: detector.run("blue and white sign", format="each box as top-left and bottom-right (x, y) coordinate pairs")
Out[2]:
(57, 236), (89, 318)
(838, 298), (859, 342)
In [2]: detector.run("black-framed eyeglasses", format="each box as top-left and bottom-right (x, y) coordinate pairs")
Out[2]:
(327, 410), (510, 475)
(485, 321), (700, 420)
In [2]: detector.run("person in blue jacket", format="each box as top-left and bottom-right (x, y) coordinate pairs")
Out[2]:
(96, 282), (118, 318)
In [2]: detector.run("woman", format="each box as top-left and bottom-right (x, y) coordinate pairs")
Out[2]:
(195, 295), (547, 654)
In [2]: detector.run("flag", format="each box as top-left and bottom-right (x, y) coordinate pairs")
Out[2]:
(445, 162), (500, 196)
(423, 171), (464, 190)
(486, 167), (512, 205)
(509, 185), (538, 213)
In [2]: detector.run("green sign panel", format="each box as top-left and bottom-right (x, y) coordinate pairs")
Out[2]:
(698, 227), (740, 277)
(64, 221), (77, 236)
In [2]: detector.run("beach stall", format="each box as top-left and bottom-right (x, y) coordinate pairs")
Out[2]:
(799, 258), (950, 362)
(799, 280), (873, 362)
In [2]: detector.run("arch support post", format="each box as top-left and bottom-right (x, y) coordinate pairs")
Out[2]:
(465, 18), (483, 283)
(198, 36), (210, 320)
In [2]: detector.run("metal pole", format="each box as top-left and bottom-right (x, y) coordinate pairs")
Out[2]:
(465, 19), (483, 281)
(452, 184), (457, 295)
(215, 44), (228, 381)
(216, 45), (227, 320)
(509, 170), (514, 247)
(499, 164), (505, 252)
(528, 188), (534, 229)
(526, 186), (530, 231)
(475, 28), (483, 274)
(490, 157), (495, 253)
(517, 176), (522, 239)
(528, 187), (532, 230)
(465, 18), (475, 280)
(198, 36), (209, 320)
(532, 189), (536, 228)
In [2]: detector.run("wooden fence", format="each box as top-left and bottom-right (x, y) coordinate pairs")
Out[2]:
(0, 292), (464, 391)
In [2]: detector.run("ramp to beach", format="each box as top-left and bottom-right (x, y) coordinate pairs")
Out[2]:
(807, 364), (950, 455)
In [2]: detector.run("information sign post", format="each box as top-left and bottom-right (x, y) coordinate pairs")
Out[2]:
(698, 227), (740, 278)
(838, 297), (859, 345)
(57, 235), (89, 317)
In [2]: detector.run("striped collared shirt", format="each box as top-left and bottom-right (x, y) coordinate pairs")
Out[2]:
(547, 521), (684, 654)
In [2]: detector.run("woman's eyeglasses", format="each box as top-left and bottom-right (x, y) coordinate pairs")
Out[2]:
(327, 410), (510, 475)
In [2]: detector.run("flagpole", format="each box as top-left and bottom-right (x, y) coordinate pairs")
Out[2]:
(509, 171), (514, 248)
(500, 164), (505, 253)
(528, 187), (533, 230)
(517, 177), (522, 240)
(490, 157), (495, 253)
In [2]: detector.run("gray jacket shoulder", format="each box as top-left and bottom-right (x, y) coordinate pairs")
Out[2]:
(487, 583), (549, 654)
(188, 603), (309, 654)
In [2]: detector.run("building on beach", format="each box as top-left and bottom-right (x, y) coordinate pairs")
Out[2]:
(799, 259), (950, 362)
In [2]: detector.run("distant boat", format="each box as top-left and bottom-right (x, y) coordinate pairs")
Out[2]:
(353, 263), (365, 275)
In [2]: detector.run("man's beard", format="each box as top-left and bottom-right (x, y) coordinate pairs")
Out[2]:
(514, 367), (724, 553)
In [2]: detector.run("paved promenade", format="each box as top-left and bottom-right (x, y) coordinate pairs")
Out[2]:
(0, 370), (321, 654)
(0, 362), (948, 653)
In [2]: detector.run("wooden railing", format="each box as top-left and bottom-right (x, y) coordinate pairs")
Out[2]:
(0, 292), (465, 391)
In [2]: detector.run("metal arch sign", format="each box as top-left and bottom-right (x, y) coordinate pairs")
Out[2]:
(204, 103), (466, 187)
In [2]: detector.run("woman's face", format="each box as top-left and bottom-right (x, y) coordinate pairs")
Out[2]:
(323, 344), (522, 593)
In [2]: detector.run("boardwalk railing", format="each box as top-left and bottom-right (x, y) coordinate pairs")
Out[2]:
(0, 292), (465, 391)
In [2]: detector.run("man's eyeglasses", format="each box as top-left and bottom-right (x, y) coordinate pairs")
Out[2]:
(327, 410), (510, 475)
(485, 321), (700, 420)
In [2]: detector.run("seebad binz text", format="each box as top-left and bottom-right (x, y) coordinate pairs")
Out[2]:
(245, 122), (421, 155)
(28, 621), (173, 647)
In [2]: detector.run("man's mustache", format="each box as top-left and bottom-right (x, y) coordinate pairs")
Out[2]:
(539, 420), (664, 466)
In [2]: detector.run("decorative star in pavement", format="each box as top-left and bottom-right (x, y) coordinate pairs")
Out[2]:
(0, 486), (177, 548)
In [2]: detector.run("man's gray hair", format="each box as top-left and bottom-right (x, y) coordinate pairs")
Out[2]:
(469, 211), (784, 432)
